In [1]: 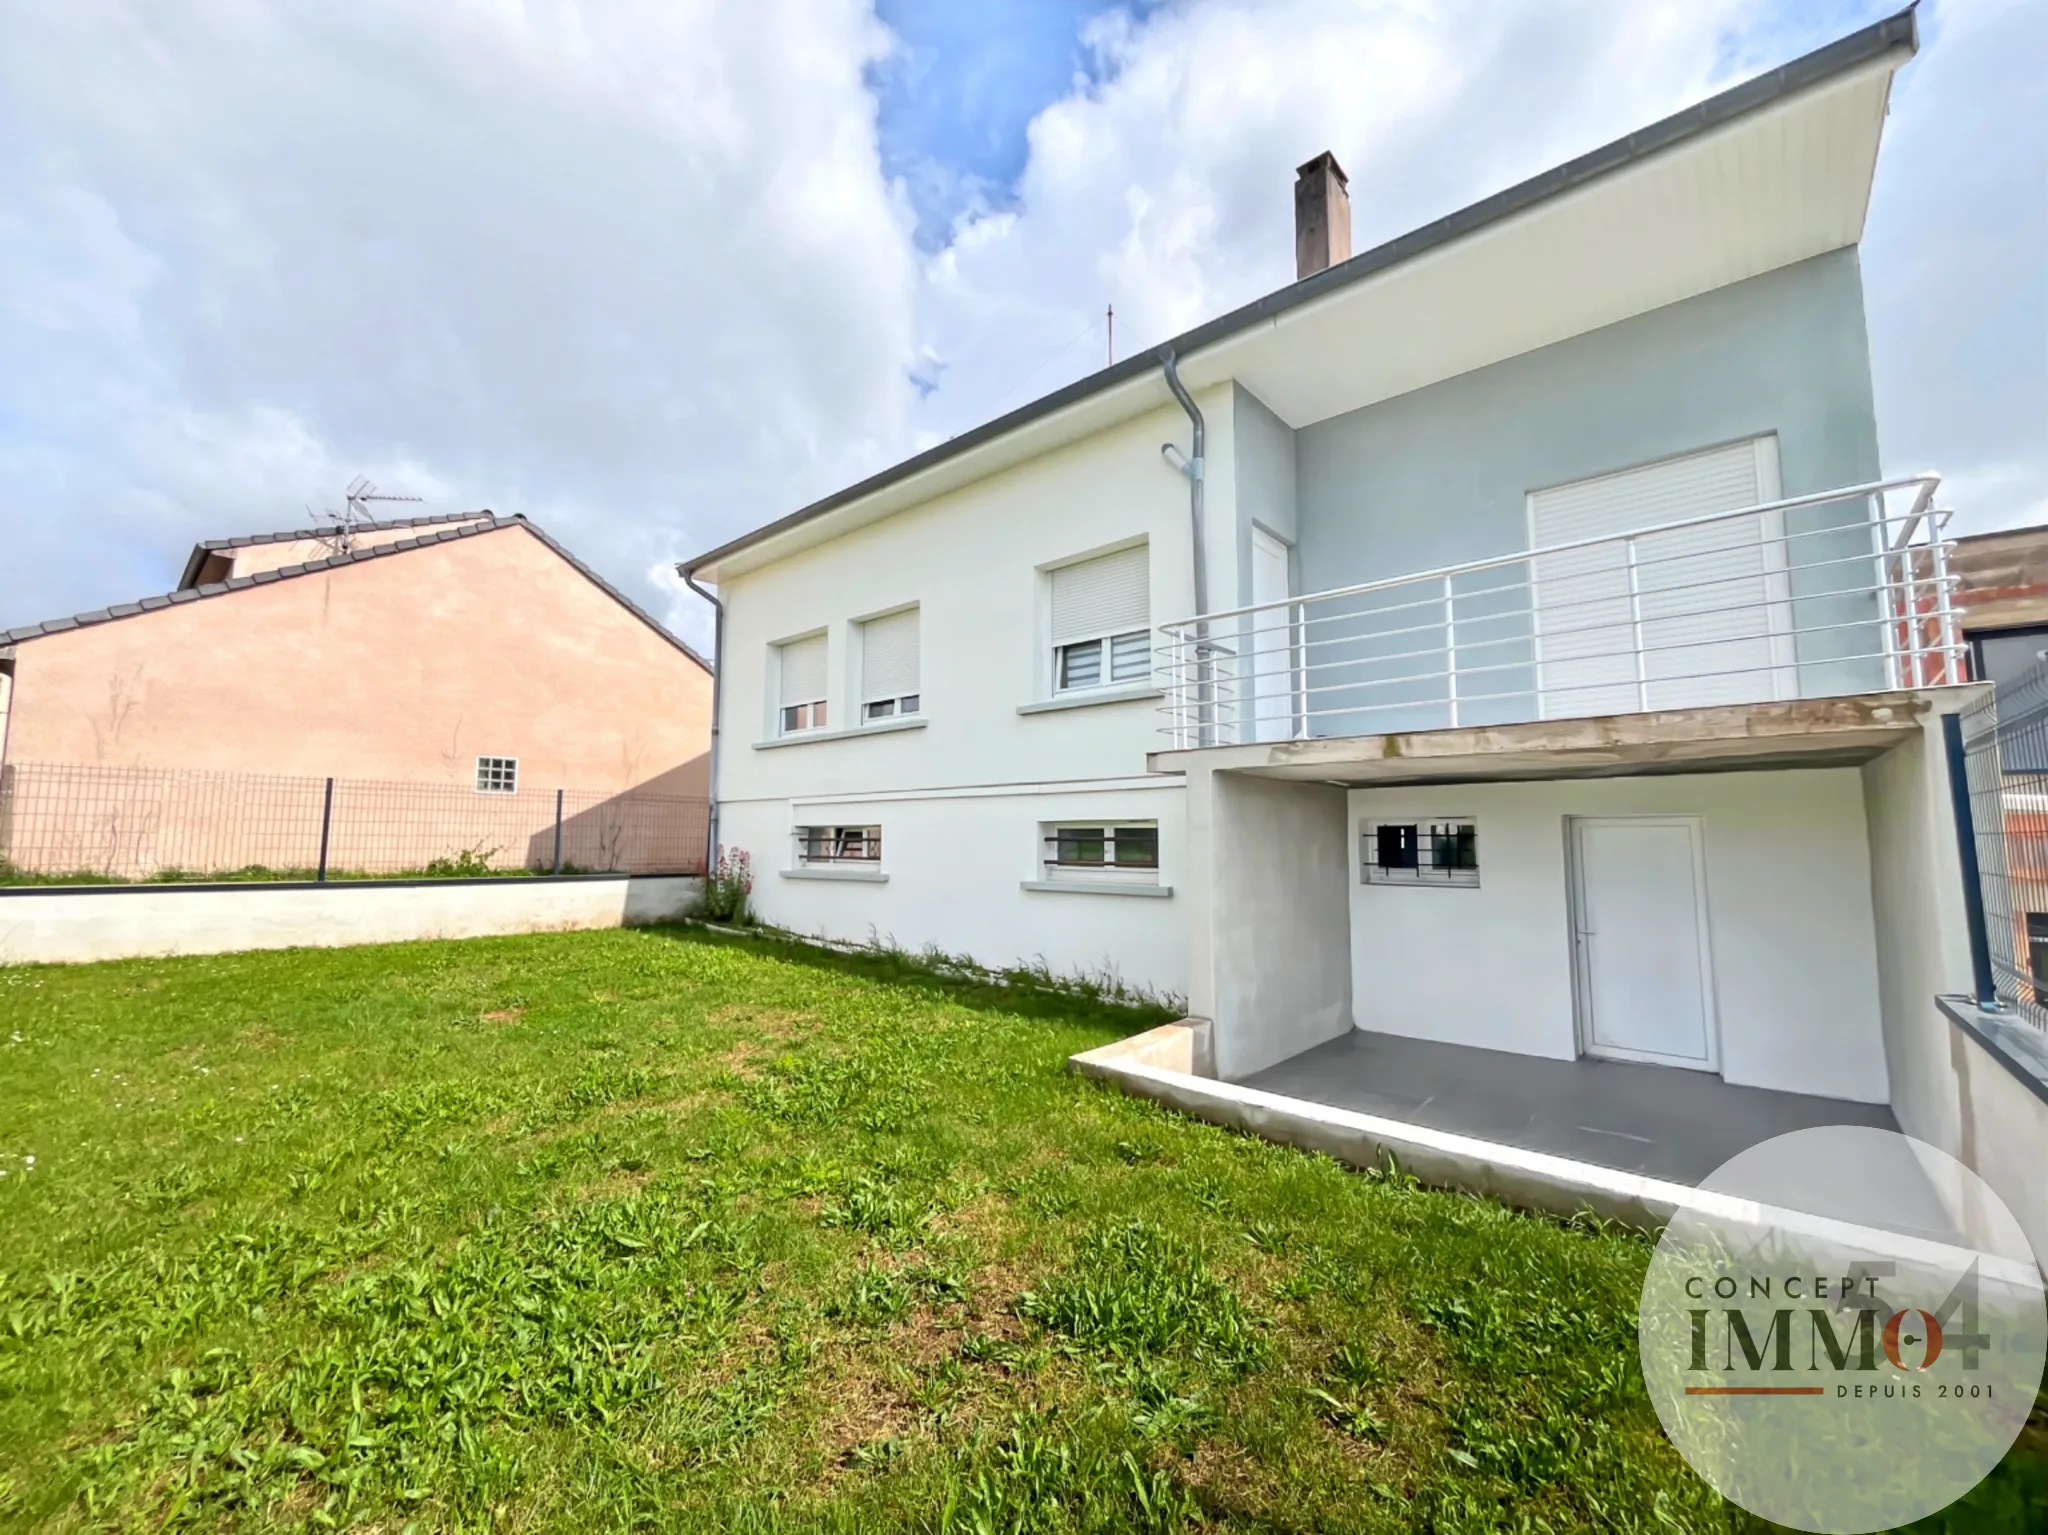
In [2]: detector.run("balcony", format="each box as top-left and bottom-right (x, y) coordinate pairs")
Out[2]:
(1158, 476), (1963, 750)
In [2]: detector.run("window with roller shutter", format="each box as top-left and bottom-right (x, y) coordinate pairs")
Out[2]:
(860, 608), (921, 722)
(776, 632), (828, 735)
(1049, 544), (1151, 693)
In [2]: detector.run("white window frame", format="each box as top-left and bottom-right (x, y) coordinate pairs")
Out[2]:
(1039, 820), (1161, 885)
(1043, 540), (1152, 698)
(774, 631), (830, 738)
(475, 756), (519, 794)
(858, 604), (922, 725)
(1359, 815), (1478, 888)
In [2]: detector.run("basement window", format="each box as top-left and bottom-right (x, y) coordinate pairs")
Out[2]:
(475, 756), (519, 794)
(1361, 817), (1477, 887)
(796, 825), (882, 865)
(1042, 822), (1159, 884)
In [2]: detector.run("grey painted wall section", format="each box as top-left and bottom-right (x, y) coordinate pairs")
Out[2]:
(1290, 250), (1885, 732)
(1231, 384), (1299, 606)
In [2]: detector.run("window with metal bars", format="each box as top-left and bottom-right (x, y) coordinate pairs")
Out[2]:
(1041, 822), (1159, 883)
(475, 756), (518, 794)
(795, 825), (881, 865)
(1360, 817), (1477, 886)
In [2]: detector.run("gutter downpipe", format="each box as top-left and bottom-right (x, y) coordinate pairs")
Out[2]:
(680, 568), (724, 876)
(1158, 348), (1212, 746)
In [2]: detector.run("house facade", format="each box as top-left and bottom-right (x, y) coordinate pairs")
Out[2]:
(687, 11), (1980, 1132)
(1, 512), (712, 793)
(0, 514), (714, 877)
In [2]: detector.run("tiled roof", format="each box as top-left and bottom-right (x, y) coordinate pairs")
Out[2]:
(174, 511), (492, 587)
(1, 515), (711, 672)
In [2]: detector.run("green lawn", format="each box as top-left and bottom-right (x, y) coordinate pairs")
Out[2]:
(0, 927), (2040, 1532)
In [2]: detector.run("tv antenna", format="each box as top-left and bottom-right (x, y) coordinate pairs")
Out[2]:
(317, 477), (424, 555)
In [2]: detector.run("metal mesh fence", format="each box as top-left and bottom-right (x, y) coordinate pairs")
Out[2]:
(0, 762), (708, 883)
(1958, 662), (2048, 1028)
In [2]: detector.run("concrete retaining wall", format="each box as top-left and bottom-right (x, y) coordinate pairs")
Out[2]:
(0, 875), (702, 965)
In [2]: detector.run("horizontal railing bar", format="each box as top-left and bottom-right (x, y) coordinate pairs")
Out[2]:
(1168, 557), (1958, 658)
(1162, 477), (1944, 632)
(1158, 598), (1964, 685)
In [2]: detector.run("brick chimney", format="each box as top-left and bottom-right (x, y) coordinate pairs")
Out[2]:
(1294, 151), (1351, 280)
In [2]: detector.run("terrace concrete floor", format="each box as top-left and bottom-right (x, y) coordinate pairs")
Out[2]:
(1239, 1029), (1898, 1187)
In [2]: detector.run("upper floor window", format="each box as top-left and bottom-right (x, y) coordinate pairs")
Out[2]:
(861, 607), (921, 722)
(475, 756), (518, 794)
(1051, 544), (1150, 693)
(776, 633), (828, 735)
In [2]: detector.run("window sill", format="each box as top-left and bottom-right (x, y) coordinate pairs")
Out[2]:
(781, 866), (889, 883)
(1020, 879), (1173, 898)
(1016, 685), (1162, 716)
(753, 717), (927, 750)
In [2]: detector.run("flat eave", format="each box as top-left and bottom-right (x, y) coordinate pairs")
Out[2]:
(1147, 690), (1966, 787)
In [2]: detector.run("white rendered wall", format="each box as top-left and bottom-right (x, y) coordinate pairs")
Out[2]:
(0, 876), (701, 965)
(711, 390), (1233, 999)
(1346, 769), (1890, 1103)
(1209, 773), (1353, 1079)
(718, 784), (1186, 1001)
(1862, 717), (1975, 1147)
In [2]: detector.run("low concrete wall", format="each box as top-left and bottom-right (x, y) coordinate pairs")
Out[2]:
(0, 875), (702, 965)
(1932, 999), (2048, 1272)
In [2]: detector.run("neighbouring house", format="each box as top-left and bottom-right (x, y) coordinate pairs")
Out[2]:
(1950, 524), (2048, 685)
(684, 11), (2034, 1213)
(0, 512), (713, 876)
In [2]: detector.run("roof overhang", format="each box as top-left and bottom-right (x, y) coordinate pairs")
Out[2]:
(686, 7), (1915, 585)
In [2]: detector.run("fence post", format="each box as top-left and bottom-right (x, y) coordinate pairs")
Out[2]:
(1941, 712), (1999, 1010)
(553, 788), (564, 876)
(316, 776), (335, 884)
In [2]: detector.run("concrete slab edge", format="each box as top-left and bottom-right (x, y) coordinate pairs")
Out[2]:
(1072, 1052), (1690, 1226)
(1070, 1051), (2044, 1283)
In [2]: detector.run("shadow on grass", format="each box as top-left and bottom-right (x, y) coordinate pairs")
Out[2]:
(633, 920), (1182, 1036)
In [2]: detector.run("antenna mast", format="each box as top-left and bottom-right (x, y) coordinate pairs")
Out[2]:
(320, 476), (425, 555)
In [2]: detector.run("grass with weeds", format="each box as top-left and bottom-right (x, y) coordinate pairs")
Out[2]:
(0, 925), (2040, 1531)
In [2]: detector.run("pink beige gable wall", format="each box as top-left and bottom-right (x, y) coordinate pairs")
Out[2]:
(3, 527), (709, 796)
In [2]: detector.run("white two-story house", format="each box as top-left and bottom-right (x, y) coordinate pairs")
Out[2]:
(685, 9), (1989, 1183)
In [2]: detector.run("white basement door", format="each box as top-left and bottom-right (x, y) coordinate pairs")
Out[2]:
(1570, 816), (1718, 1070)
(1529, 437), (1794, 718)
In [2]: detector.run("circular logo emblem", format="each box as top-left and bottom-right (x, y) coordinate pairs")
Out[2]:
(1639, 1126), (2046, 1532)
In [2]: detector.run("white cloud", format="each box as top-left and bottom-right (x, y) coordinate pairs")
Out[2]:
(907, 0), (1770, 433)
(0, 0), (919, 646)
(0, 0), (2039, 656)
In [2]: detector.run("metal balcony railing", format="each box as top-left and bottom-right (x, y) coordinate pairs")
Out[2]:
(1158, 475), (1962, 749)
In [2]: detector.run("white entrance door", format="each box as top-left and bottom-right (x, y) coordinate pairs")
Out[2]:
(1250, 526), (1295, 743)
(1530, 436), (1795, 718)
(1569, 816), (1719, 1070)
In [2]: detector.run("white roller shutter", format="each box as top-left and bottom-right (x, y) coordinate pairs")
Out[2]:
(1051, 545), (1149, 645)
(1529, 438), (1792, 716)
(778, 633), (827, 706)
(861, 608), (920, 700)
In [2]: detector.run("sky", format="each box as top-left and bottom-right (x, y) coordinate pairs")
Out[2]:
(0, 0), (2041, 653)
